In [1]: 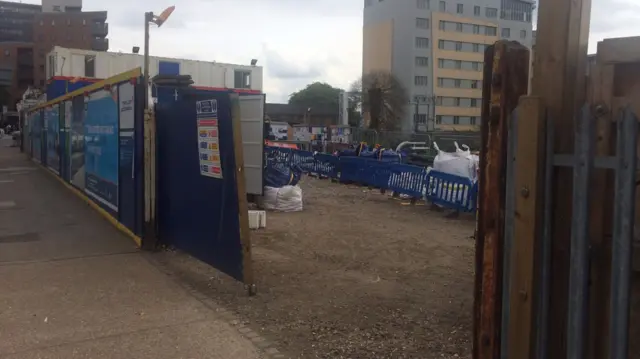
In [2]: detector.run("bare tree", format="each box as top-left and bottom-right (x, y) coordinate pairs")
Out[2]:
(350, 71), (408, 131)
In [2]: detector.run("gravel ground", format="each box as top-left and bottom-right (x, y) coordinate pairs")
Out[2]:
(154, 175), (476, 359)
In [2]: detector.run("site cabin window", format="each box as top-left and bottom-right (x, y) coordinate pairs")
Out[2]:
(234, 70), (251, 89)
(456, 4), (463, 14)
(474, 5), (480, 16)
(501, 28), (510, 38)
(52, 5), (61, 11)
(416, 18), (429, 29)
(84, 55), (96, 77)
(417, 0), (429, 9)
(439, 1), (446, 11)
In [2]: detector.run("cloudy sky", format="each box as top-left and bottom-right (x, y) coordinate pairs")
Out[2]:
(22, 0), (640, 102)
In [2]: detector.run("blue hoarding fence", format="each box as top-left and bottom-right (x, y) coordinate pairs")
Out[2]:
(266, 146), (478, 213)
(25, 69), (146, 246)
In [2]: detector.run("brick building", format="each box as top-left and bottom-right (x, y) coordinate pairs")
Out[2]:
(0, 0), (108, 109)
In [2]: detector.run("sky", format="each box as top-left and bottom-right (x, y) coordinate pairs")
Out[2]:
(19, 0), (640, 103)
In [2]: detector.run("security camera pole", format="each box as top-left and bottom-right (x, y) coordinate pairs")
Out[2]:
(143, 6), (175, 109)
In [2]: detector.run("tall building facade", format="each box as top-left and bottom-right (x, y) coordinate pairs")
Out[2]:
(0, 0), (108, 109)
(363, 0), (534, 131)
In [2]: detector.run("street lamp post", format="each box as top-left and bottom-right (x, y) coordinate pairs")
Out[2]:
(143, 6), (175, 110)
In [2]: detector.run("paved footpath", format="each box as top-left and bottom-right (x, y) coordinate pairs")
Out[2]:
(0, 141), (264, 359)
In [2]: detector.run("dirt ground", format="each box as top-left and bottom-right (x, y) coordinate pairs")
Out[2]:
(154, 175), (476, 358)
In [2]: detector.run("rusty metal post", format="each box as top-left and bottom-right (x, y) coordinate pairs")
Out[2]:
(474, 40), (531, 359)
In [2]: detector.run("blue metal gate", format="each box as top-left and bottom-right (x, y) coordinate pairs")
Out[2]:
(155, 86), (251, 284)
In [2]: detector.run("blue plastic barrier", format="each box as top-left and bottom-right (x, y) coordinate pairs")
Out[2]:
(263, 146), (478, 212)
(314, 153), (339, 178)
(291, 150), (315, 174)
(425, 170), (477, 212)
(388, 164), (428, 199)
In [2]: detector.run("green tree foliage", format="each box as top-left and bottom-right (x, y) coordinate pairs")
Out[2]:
(288, 82), (341, 109)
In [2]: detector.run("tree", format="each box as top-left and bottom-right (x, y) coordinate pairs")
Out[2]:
(350, 71), (408, 131)
(288, 82), (341, 110)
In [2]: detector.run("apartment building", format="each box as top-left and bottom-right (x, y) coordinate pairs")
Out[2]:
(0, 0), (108, 109)
(363, 0), (534, 131)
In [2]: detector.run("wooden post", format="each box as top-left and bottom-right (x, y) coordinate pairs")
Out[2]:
(474, 40), (530, 359)
(508, 96), (545, 358)
(531, 0), (592, 357)
(229, 93), (255, 295)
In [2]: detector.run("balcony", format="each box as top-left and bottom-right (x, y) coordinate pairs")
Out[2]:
(92, 38), (108, 51)
(91, 22), (108, 37)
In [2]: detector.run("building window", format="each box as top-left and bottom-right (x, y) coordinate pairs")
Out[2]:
(414, 76), (428, 86)
(470, 117), (477, 125)
(415, 57), (429, 66)
(485, 26), (497, 36)
(455, 42), (462, 51)
(471, 98), (478, 107)
(454, 79), (461, 88)
(414, 113), (427, 124)
(416, 18), (430, 29)
(453, 116), (460, 124)
(501, 28), (510, 38)
(486, 7), (498, 18)
(436, 115), (442, 124)
(473, 25), (480, 34)
(471, 80), (479, 89)
(474, 5), (480, 16)
(234, 70), (251, 89)
(456, 4), (463, 13)
(520, 30), (527, 39)
(417, 0), (429, 9)
(439, 1), (446, 11)
(415, 37), (429, 48)
(456, 22), (463, 32)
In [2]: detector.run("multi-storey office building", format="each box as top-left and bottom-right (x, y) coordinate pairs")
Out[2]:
(363, 0), (534, 131)
(0, 0), (108, 109)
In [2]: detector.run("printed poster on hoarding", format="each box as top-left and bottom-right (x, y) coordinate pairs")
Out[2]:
(45, 105), (60, 174)
(196, 99), (222, 179)
(118, 82), (135, 177)
(84, 88), (119, 212)
(30, 112), (42, 163)
(70, 96), (86, 189)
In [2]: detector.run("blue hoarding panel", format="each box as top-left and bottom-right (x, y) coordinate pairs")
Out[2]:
(30, 111), (43, 163)
(156, 86), (244, 282)
(84, 89), (119, 212)
(47, 79), (96, 100)
(45, 105), (60, 175)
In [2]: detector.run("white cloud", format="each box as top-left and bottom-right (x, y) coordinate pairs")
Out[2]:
(19, 0), (640, 102)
